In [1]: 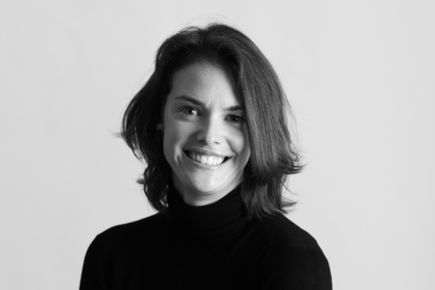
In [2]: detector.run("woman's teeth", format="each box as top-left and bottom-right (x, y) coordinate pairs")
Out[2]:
(186, 151), (226, 167)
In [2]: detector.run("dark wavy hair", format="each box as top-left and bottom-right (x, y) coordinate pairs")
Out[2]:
(121, 23), (302, 217)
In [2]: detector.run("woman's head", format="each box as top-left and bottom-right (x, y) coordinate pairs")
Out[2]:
(162, 61), (251, 206)
(121, 23), (302, 217)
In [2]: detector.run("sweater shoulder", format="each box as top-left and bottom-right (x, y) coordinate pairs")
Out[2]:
(260, 213), (320, 250)
(91, 211), (169, 249)
(257, 213), (332, 289)
(80, 212), (170, 289)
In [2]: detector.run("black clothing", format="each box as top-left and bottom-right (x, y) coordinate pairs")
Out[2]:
(80, 186), (332, 290)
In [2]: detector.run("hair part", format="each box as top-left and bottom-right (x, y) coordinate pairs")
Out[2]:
(121, 23), (302, 218)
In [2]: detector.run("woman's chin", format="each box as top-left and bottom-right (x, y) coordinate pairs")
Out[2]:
(173, 178), (236, 206)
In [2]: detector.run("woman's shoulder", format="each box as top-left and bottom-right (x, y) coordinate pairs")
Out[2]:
(260, 213), (318, 249)
(258, 213), (329, 264)
(257, 213), (332, 289)
(80, 211), (172, 289)
(89, 210), (170, 250)
(259, 213), (320, 250)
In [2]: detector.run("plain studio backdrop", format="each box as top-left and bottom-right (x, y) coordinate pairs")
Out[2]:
(1, 0), (434, 289)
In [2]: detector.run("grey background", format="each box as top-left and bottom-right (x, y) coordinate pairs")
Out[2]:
(1, 0), (434, 289)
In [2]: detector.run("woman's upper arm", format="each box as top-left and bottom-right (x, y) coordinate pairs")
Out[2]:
(79, 234), (109, 290)
(262, 246), (333, 290)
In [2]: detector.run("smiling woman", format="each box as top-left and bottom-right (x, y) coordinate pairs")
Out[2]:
(80, 24), (332, 290)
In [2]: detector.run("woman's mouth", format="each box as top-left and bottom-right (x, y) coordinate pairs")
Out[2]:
(184, 150), (230, 167)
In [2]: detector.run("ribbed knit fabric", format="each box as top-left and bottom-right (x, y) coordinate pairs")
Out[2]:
(80, 186), (332, 290)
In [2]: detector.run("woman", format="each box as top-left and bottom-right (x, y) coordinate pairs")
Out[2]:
(80, 23), (332, 290)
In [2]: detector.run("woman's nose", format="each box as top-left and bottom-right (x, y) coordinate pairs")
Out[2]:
(196, 116), (223, 145)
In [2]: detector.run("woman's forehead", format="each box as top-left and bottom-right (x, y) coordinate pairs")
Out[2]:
(168, 62), (242, 109)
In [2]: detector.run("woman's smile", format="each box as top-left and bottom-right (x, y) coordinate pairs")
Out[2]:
(183, 150), (229, 168)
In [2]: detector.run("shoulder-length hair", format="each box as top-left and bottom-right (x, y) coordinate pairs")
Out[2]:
(121, 23), (302, 218)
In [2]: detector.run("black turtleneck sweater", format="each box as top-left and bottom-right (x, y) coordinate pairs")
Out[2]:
(80, 187), (332, 290)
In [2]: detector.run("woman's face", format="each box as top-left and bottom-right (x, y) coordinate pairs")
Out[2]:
(162, 62), (250, 206)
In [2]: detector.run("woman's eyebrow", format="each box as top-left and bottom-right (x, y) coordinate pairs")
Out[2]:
(174, 95), (202, 106)
(174, 95), (244, 111)
(225, 105), (244, 112)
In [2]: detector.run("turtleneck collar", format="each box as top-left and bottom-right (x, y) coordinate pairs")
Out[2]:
(167, 184), (246, 231)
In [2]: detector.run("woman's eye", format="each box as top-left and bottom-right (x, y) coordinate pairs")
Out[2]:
(226, 114), (245, 123)
(179, 105), (199, 116)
